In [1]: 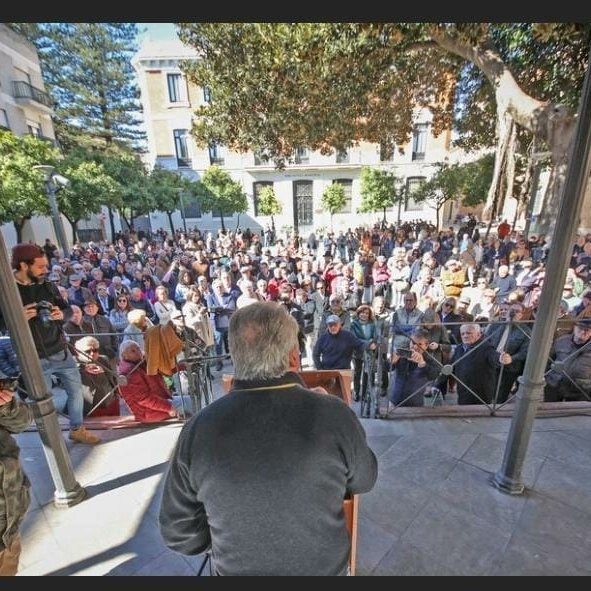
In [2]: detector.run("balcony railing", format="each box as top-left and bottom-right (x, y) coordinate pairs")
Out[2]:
(12, 80), (53, 108)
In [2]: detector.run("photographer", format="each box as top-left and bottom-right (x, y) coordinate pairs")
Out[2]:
(8, 244), (99, 445)
(0, 377), (32, 575)
(389, 328), (440, 408)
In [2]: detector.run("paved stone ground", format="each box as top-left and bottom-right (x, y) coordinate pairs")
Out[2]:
(14, 366), (591, 576)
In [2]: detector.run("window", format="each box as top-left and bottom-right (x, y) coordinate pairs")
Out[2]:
(254, 151), (269, 166)
(379, 142), (394, 162)
(208, 142), (225, 166)
(253, 181), (274, 217)
(333, 179), (352, 213)
(293, 181), (314, 228)
(412, 124), (428, 161)
(173, 129), (191, 168)
(27, 122), (41, 137)
(0, 108), (9, 130)
(167, 73), (187, 103)
(405, 177), (426, 211)
(183, 196), (202, 219)
(336, 149), (349, 164)
(295, 147), (309, 164)
(203, 86), (212, 103)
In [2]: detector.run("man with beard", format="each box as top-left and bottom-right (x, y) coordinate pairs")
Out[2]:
(4, 244), (99, 444)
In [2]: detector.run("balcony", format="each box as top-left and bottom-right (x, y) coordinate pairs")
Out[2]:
(13, 81), (53, 112)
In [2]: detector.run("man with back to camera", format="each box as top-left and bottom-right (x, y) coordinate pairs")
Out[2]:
(159, 302), (377, 575)
(4, 244), (100, 444)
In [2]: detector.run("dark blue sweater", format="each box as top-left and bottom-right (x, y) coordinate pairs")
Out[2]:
(313, 328), (366, 370)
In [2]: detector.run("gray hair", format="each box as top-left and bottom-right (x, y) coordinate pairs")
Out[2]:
(229, 302), (299, 381)
(120, 339), (141, 359)
(74, 336), (99, 354)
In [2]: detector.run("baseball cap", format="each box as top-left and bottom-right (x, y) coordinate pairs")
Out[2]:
(459, 296), (471, 305)
(69, 274), (82, 282)
(326, 314), (341, 325)
(575, 318), (591, 329)
(48, 272), (60, 282)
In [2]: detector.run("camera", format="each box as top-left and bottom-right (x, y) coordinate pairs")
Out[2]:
(396, 347), (413, 359)
(36, 300), (54, 326)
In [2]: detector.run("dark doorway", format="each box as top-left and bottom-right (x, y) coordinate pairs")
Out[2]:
(293, 181), (313, 232)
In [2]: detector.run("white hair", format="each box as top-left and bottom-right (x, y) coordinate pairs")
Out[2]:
(229, 302), (299, 381)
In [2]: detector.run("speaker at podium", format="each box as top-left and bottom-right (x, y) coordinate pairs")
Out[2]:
(221, 368), (358, 575)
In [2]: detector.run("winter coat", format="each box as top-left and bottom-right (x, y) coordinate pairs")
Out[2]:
(117, 359), (173, 423)
(0, 397), (31, 550)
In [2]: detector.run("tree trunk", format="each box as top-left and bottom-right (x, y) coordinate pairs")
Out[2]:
(119, 210), (131, 231)
(499, 120), (517, 219)
(71, 220), (79, 244)
(108, 207), (116, 241)
(382, 206), (387, 226)
(515, 144), (536, 225)
(482, 113), (512, 221)
(431, 29), (577, 236)
(220, 213), (226, 233)
(167, 211), (175, 236)
(13, 218), (27, 243)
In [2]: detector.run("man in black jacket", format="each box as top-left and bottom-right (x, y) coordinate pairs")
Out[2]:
(438, 323), (506, 405)
(159, 302), (377, 575)
(8, 244), (99, 444)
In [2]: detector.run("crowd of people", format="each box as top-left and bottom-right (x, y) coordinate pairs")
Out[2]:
(2, 217), (591, 424)
(2, 217), (591, 576)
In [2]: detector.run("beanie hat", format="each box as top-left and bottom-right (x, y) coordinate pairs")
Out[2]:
(11, 243), (45, 270)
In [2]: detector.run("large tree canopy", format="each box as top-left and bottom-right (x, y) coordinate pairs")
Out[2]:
(177, 23), (590, 234)
(0, 130), (60, 241)
(11, 22), (145, 149)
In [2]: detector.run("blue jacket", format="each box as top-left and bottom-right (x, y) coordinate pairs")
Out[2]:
(313, 328), (366, 370)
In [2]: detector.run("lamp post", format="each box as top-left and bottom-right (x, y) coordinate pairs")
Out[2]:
(493, 47), (591, 495)
(177, 188), (188, 234)
(33, 165), (70, 258)
(395, 179), (406, 226)
(0, 234), (85, 507)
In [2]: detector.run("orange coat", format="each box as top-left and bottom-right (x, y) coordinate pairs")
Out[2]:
(144, 323), (183, 376)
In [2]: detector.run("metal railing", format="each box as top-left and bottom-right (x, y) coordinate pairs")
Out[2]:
(12, 80), (53, 108)
(380, 318), (591, 417)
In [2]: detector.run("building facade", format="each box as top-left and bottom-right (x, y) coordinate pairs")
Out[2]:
(133, 39), (458, 238)
(0, 23), (62, 248)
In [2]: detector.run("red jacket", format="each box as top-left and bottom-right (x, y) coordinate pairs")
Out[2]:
(117, 359), (173, 423)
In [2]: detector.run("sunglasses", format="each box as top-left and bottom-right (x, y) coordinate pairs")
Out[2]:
(443, 302), (453, 307)
(83, 348), (99, 354)
(118, 299), (128, 302)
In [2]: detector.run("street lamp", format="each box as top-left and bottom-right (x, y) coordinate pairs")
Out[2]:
(176, 188), (188, 234)
(33, 165), (70, 258)
(395, 178), (406, 226)
(0, 234), (85, 507)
